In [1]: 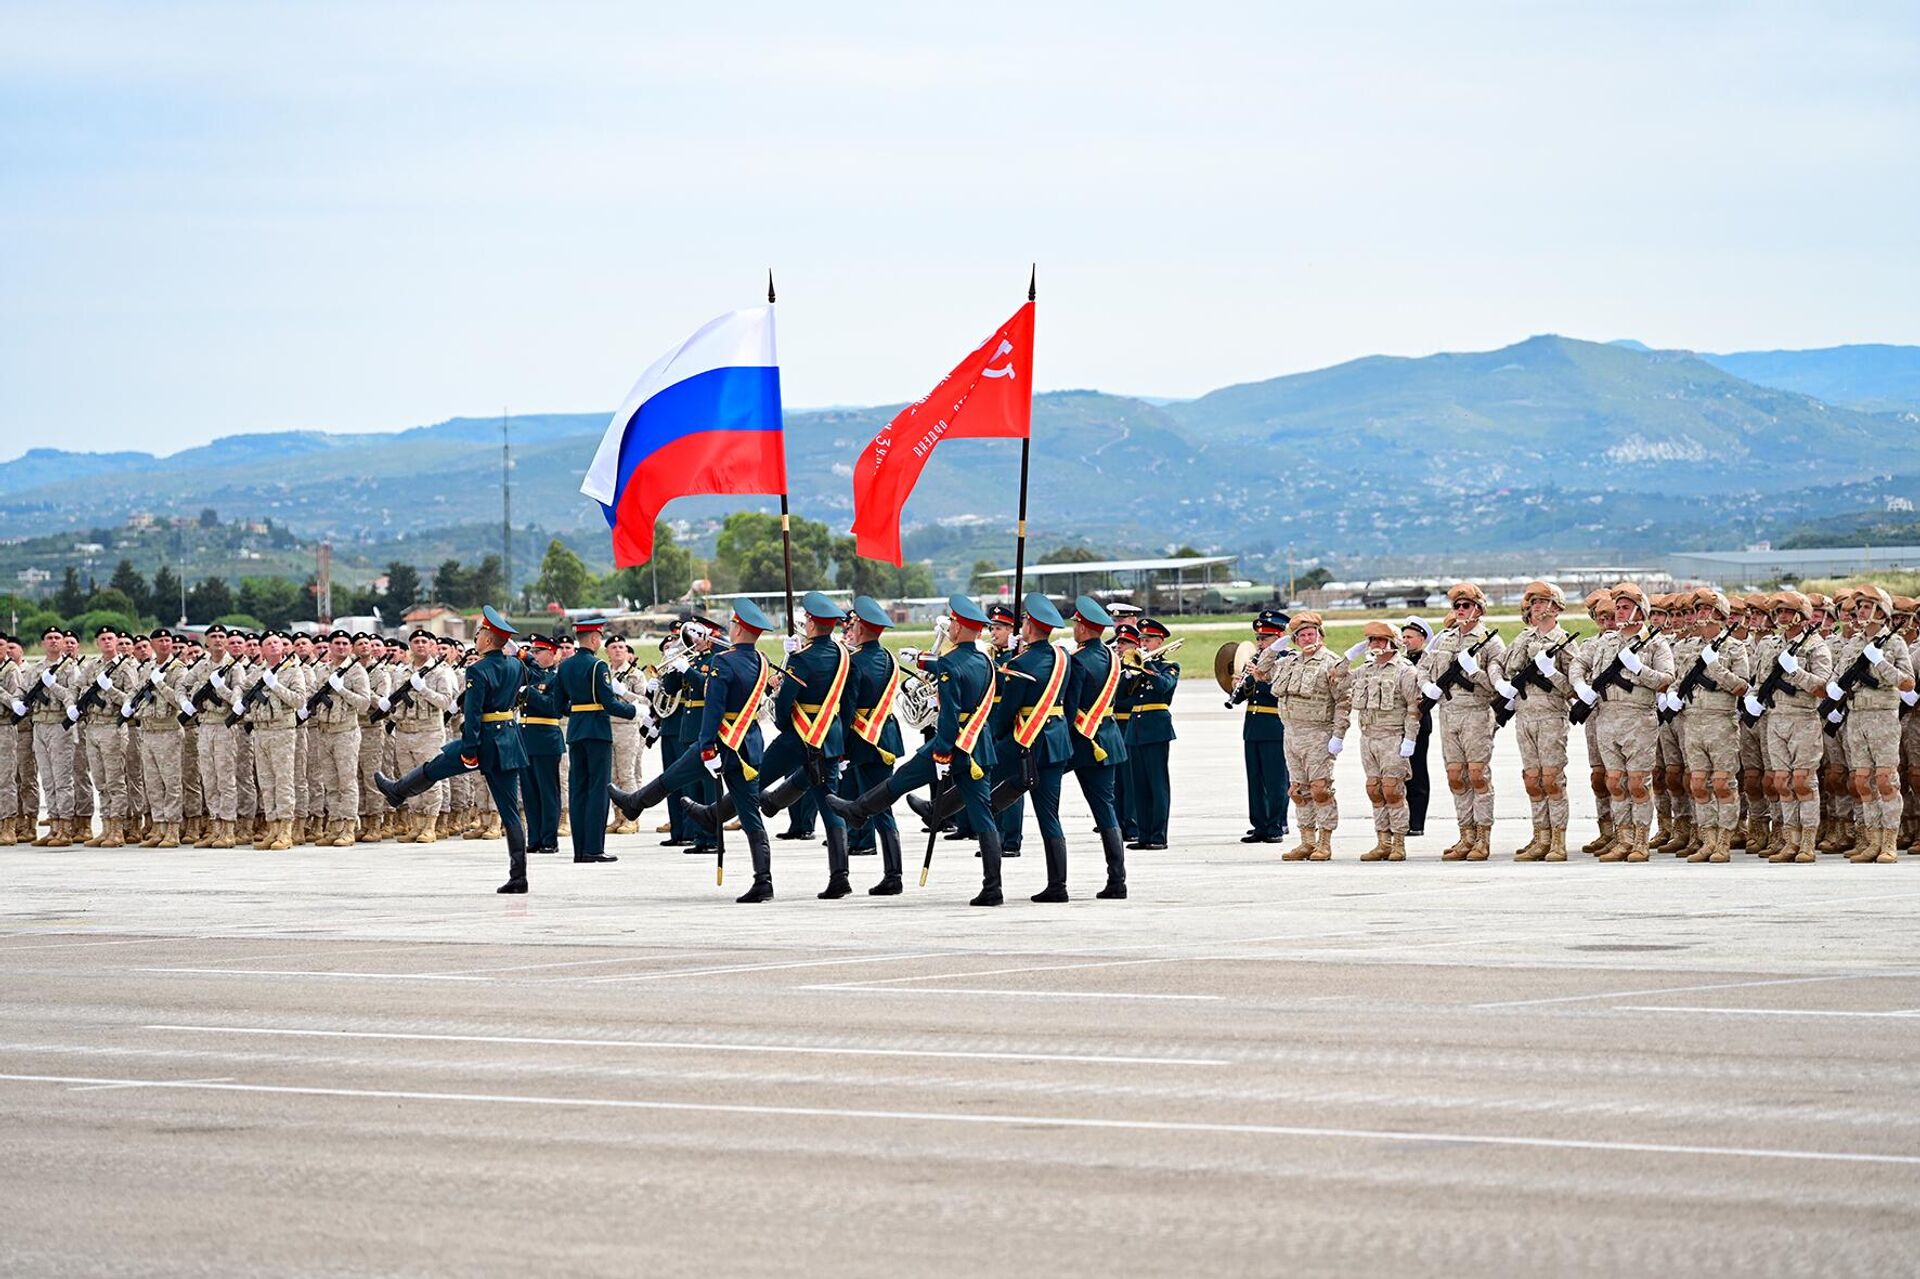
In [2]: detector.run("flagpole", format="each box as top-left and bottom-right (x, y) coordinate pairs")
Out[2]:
(770, 269), (797, 636)
(1011, 264), (1036, 626)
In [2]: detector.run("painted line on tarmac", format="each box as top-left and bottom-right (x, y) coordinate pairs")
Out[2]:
(141, 1024), (1230, 1067)
(798, 985), (1224, 1002)
(577, 952), (960, 984)
(1615, 1005), (1920, 1020)
(4, 1071), (1918, 1167)
(133, 968), (493, 983)
(417, 952), (689, 977)
(1474, 971), (1920, 1010)
(68, 1075), (235, 1093)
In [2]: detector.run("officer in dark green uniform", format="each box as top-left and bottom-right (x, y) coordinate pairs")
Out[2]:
(375, 606), (531, 893)
(1239, 609), (1292, 843)
(1064, 596), (1129, 899)
(612, 599), (776, 902)
(996, 594), (1074, 899)
(1125, 617), (1179, 850)
(1110, 621), (1142, 843)
(686, 591), (854, 900)
(555, 615), (634, 864)
(984, 603), (1023, 855)
(840, 596), (906, 893)
(518, 632), (568, 856)
(830, 595), (1003, 906)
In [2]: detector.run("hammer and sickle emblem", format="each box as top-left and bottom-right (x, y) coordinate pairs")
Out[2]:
(981, 339), (1017, 380)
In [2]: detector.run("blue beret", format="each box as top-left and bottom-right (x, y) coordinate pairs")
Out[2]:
(801, 590), (845, 621)
(947, 593), (989, 626)
(732, 597), (775, 634)
(480, 605), (518, 637)
(1072, 595), (1114, 628)
(852, 595), (892, 628)
(1023, 592), (1066, 629)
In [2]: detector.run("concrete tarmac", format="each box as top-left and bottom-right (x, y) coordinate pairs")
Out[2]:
(6, 705), (1919, 1276)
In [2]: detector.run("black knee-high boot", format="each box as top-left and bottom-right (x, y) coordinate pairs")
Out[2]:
(819, 826), (851, 898)
(1032, 835), (1069, 902)
(375, 763), (435, 809)
(869, 825), (903, 895)
(758, 768), (810, 817)
(825, 781), (893, 824)
(736, 828), (774, 903)
(971, 828), (1004, 907)
(684, 789), (737, 832)
(1095, 826), (1127, 899)
(610, 774), (672, 821)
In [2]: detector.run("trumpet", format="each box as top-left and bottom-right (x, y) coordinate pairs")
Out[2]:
(1120, 636), (1185, 669)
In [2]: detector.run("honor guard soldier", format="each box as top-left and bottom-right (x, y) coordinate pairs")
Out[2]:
(1831, 588), (1915, 863)
(1416, 583), (1507, 861)
(985, 594), (1074, 899)
(519, 633), (568, 857)
(377, 606), (532, 893)
(0, 635), (22, 845)
(829, 595), (1006, 906)
(1572, 582), (1675, 862)
(240, 632), (307, 850)
(840, 595), (908, 894)
(612, 599), (779, 901)
(375, 628), (460, 843)
(1346, 621), (1420, 861)
(1271, 611), (1352, 861)
(1744, 591), (1834, 863)
(689, 591), (855, 898)
(981, 602), (1021, 854)
(556, 615), (635, 864)
(1670, 590), (1751, 863)
(1124, 617), (1179, 851)
(77, 626), (140, 847)
(1238, 610), (1292, 843)
(1063, 596), (1129, 898)
(1493, 582), (1576, 861)
(1110, 621), (1141, 843)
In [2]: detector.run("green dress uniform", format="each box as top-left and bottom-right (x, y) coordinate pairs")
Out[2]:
(556, 620), (635, 863)
(841, 605), (907, 889)
(1064, 596), (1129, 899)
(519, 649), (566, 854)
(1125, 639), (1179, 849)
(989, 601), (1073, 898)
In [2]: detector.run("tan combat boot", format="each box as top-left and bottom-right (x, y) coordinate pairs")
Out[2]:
(193, 818), (217, 848)
(210, 819), (235, 849)
(416, 811), (439, 844)
(83, 817), (109, 848)
(252, 819), (275, 850)
(42, 818), (73, 848)
(655, 819), (673, 834)
(1308, 827), (1332, 861)
(154, 821), (181, 849)
(1542, 827), (1568, 862)
(1708, 826), (1732, 863)
(0, 816), (15, 847)
(1874, 827), (1899, 864)
(1442, 824), (1472, 861)
(1597, 823), (1631, 862)
(99, 818), (126, 849)
(1582, 817), (1616, 856)
(269, 819), (293, 851)
(1281, 828), (1315, 861)
(1766, 826), (1798, 863)
(1465, 825), (1490, 860)
(1792, 823), (1816, 863)
(356, 817), (380, 844)
(1514, 821), (1547, 861)
(335, 819), (358, 848)
(1359, 827), (1389, 861)
(1386, 831), (1407, 861)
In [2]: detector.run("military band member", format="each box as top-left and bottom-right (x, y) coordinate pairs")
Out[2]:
(1493, 582), (1575, 861)
(829, 595), (1005, 906)
(1125, 617), (1178, 851)
(1240, 610), (1291, 844)
(1416, 583), (1507, 860)
(518, 634), (567, 856)
(1573, 582), (1674, 863)
(241, 632), (307, 850)
(1745, 591), (1834, 864)
(554, 615), (633, 864)
(1398, 618), (1433, 836)
(604, 634), (651, 835)
(1061, 596), (1129, 897)
(1669, 590), (1750, 863)
(1830, 588), (1915, 863)
(1110, 621), (1141, 844)
(1348, 621), (1420, 861)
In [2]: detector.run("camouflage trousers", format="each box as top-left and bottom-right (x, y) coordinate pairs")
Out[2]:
(1436, 703), (1496, 828)
(140, 728), (185, 823)
(310, 727), (361, 820)
(198, 722), (240, 822)
(253, 726), (297, 821)
(83, 720), (128, 820)
(33, 722), (76, 819)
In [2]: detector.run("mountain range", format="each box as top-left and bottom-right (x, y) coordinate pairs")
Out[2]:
(5, 336), (1917, 584)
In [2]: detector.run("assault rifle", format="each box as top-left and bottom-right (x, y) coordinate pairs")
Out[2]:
(1817, 624), (1894, 736)
(120, 656), (182, 722)
(1739, 628), (1814, 727)
(1421, 629), (1500, 713)
(370, 658), (446, 728)
(10, 654), (75, 725)
(1493, 633), (1575, 729)
(1658, 624), (1737, 725)
(226, 657), (296, 729)
(300, 657), (357, 720)
(1568, 626), (1662, 726)
(73, 653), (134, 719)
(181, 655), (239, 723)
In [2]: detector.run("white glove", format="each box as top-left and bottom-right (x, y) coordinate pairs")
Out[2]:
(66, 705), (80, 723)
(297, 707), (310, 722)
(1575, 682), (1598, 706)
(1457, 651), (1480, 677)
(41, 669), (57, 688)
(9, 700), (26, 718)
(1901, 688), (1918, 707)
(230, 691), (245, 712)
(410, 673), (426, 692)
(328, 673), (344, 692)
(932, 755), (951, 780)
(376, 697), (392, 714)
(1827, 709), (1845, 724)
(1494, 678), (1519, 700)
(1399, 737), (1416, 758)
(120, 701), (135, 718)
(1864, 642), (1884, 665)
(1326, 735), (1343, 756)
(1743, 694), (1765, 718)
(177, 695), (196, 717)
(1344, 640), (1368, 662)
(148, 667), (166, 687)
(95, 673), (113, 691)
(1826, 681), (1844, 702)
(1421, 681), (1443, 701)
(642, 676), (660, 696)
(1006, 635), (1023, 654)
(210, 673), (227, 693)
(782, 634), (801, 657)
(1778, 652), (1800, 676)
(1533, 652), (1555, 678)
(898, 647), (922, 666)
(263, 670), (280, 691)
(1620, 649), (1643, 675)
(1701, 645), (1719, 665)
(701, 750), (722, 777)
(1655, 692), (1671, 713)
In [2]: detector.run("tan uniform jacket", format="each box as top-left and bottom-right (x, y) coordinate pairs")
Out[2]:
(1417, 623), (1507, 710)
(1681, 634), (1751, 712)
(1272, 645), (1353, 727)
(1755, 630), (1834, 716)
(305, 660), (371, 730)
(1575, 626), (1675, 710)
(1493, 625), (1575, 716)
(385, 661), (458, 730)
(1348, 655), (1421, 738)
(243, 659), (308, 729)
(1846, 631), (1915, 711)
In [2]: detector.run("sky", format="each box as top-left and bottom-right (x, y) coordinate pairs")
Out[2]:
(3, 1), (1918, 460)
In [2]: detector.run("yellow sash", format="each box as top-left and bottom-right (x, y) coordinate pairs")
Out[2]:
(951, 656), (996, 756)
(851, 662), (904, 746)
(1014, 644), (1070, 749)
(1072, 647), (1122, 742)
(792, 646), (851, 749)
(716, 654), (771, 753)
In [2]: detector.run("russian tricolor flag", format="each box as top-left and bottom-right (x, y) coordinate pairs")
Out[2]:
(581, 306), (787, 567)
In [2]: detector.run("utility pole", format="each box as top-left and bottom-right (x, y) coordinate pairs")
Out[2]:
(501, 409), (513, 609)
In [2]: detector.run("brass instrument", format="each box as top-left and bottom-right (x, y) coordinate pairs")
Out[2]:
(643, 635), (694, 720)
